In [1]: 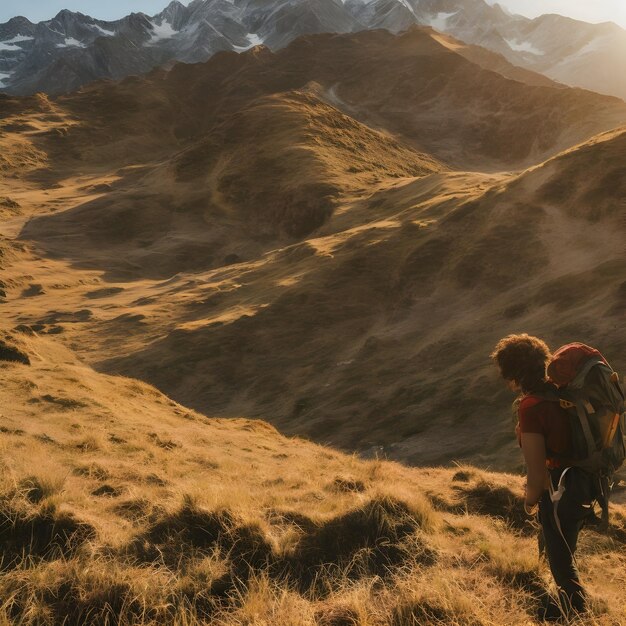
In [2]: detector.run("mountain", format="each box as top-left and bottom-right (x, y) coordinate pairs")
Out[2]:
(17, 84), (443, 278)
(440, 9), (626, 101)
(1, 0), (626, 99)
(2, 27), (624, 467)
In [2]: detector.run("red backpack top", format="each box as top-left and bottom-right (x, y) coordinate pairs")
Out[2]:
(547, 343), (608, 388)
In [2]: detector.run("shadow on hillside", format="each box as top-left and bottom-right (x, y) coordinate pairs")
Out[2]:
(122, 495), (436, 611)
(0, 499), (95, 570)
(427, 472), (533, 535)
(283, 496), (436, 594)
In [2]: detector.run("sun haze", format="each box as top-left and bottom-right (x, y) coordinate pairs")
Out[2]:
(490, 0), (626, 28)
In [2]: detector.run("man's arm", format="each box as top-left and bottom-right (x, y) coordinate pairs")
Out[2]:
(520, 432), (548, 507)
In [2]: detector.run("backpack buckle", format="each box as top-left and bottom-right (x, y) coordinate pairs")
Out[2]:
(560, 399), (575, 410)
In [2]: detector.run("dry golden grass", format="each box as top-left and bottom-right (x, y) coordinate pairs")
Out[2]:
(1, 332), (625, 625)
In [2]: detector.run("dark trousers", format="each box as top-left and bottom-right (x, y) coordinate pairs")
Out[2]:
(538, 467), (598, 615)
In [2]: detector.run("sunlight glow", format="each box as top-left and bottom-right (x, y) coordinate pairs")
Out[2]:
(489, 0), (626, 29)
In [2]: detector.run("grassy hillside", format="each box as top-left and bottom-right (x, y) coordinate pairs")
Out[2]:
(18, 88), (441, 279)
(68, 130), (625, 467)
(1, 331), (626, 625)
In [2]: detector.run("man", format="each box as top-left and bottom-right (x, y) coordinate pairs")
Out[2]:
(491, 333), (597, 621)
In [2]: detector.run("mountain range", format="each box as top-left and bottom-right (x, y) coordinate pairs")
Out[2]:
(1, 26), (624, 467)
(1, 0), (626, 100)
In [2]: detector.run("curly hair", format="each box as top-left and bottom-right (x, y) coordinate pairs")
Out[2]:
(491, 333), (552, 393)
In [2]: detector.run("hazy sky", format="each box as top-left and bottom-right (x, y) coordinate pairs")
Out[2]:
(488, 0), (626, 28)
(0, 1), (184, 22)
(1, 0), (625, 28)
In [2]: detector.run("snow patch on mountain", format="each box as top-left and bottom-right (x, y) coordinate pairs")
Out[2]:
(428, 11), (458, 31)
(504, 38), (544, 55)
(0, 35), (34, 51)
(1, 35), (34, 44)
(56, 37), (87, 48)
(148, 19), (179, 43)
(246, 33), (264, 46)
(92, 24), (116, 37)
(233, 32), (265, 51)
(0, 71), (12, 84)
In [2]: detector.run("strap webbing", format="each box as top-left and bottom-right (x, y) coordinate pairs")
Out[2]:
(570, 359), (606, 389)
(549, 468), (576, 557)
(598, 475), (610, 531)
(575, 399), (597, 457)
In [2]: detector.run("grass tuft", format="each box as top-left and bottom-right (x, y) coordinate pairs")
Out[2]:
(286, 496), (435, 593)
(328, 477), (366, 493)
(17, 474), (65, 504)
(0, 500), (95, 569)
(130, 500), (274, 576)
(457, 479), (529, 532)
(0, 338), (30, 365)
(315, 603), (361, 626)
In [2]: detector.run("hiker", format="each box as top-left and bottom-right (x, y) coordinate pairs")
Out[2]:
(491, 334), (598, 621)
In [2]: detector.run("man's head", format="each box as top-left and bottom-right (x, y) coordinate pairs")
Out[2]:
(491, 333), (551, 393)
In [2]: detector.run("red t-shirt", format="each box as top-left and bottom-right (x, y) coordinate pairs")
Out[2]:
(518, 396), (572, 469)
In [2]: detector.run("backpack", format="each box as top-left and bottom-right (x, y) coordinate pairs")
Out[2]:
(534, 343), (626, 527)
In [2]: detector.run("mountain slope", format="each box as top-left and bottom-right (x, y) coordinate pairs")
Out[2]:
(20, 87), (442, 278)
(91, 127), (624, 465)
(1, 330), (625, 624)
